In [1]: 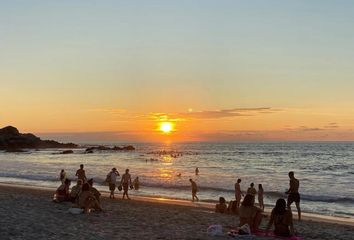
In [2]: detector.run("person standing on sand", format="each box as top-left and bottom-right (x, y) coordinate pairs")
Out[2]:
(247, 182), (257, 197)
(107, 168), (119, 199)
(235, 178), (244, 208)
(286, 171), (301, 221)
(59, 169), (67, 184)
(120, 169), (132, 200)
(189, 178), (199, 202)
(195, 167), (199, 175)
(258, 184), (264, 210)
(76, 164), (87, 182)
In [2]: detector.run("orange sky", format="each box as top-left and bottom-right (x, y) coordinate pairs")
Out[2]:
(1, 1), (354, 142)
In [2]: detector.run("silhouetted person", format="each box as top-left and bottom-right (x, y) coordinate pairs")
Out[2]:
(266, 198), (294, 237)
(59, 169), (67, 184)
(88, 178), (101, 202)
(189, 178), (199, 202)
(133, 176), (140, 190)
(239, 194), (263, 232)
(247, 182), (257, 196)
(107, 168), (119, 199)
(76, 164), (87, 182)
(195, 167), (199, 175)
(235, 178), (244, 208)
(215, 197), (227, 213)
(286, 171), (301, 221)
(121, 169), (132, 200)
(258, 184), (264, 210)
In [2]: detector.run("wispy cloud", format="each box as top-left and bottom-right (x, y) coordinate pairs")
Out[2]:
(148, 107), (277, 121)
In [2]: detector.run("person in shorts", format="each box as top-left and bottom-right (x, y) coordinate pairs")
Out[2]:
(286, 171), (301, 220)
(107, 167), (119, 199)
(120, 169), (132, 200)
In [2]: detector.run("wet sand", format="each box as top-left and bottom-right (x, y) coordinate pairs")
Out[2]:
(0, 184), (354, 240)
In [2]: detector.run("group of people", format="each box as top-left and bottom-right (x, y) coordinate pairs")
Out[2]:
(214, 171), (301, 237)
(55, 164), (140, 212)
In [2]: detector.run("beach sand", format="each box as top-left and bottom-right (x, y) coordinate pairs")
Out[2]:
(0, 184), (354, 240)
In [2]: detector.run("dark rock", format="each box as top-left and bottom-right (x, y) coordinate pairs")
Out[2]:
(0, 126), (78, 150)
(60, 150), (74, 154)
(84, 145), (135, 152)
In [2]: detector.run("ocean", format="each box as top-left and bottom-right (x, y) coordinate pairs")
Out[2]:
(0, 142), (353, 218)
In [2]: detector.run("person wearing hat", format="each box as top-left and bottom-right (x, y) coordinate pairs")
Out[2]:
(107, 167), (120, 199)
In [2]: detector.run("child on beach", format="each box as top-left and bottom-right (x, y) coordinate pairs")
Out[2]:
(258, 184), (264, 210)
(120, 169), (132, 200)
(107, 168), (120, 199)
(247, 183), (257, 196)
(215, 197), (227, 213)
(235, 178), (244, 208)
(266, 198), (294, 237)
(189, 178), (199, 202)
(286, 171), (301, 221)
(133, 176), (140, 190)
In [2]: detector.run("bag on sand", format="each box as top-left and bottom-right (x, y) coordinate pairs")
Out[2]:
(207, 224), (223, 236)
(68, 208), (84, 215)
(238, 224), (251, 235)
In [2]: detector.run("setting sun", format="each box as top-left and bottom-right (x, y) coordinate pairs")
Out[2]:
(159, 122), (174, 134)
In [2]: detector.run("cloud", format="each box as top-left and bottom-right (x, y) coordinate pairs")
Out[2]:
(284, 122), (340, 132)
(149, 107), (277, 121)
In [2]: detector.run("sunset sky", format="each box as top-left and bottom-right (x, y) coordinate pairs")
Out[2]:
(1, 1), (354, 142)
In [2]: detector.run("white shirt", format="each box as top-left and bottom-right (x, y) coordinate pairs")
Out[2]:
(110, 172), (118, 183)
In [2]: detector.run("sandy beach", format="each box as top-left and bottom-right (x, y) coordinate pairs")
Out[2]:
(0, 184), (354, 240)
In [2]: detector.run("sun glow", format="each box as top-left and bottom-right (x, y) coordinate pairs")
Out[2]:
(159, 122), (174, 134)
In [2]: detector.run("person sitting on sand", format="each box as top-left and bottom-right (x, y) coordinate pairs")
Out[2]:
(54, 179), (71, 202)
(87, 178), (101, 202)
(189, 178), (199, 202)
(107, 168), (119, 199)
(235, 178), (244, 208)
(286, 171), (301, 221)
(238, 194), (263, 232)
(215, 197), (228, 213)
(78, 183), (103, 214)
(120, 169), (132, 200)
(59, 169), (67, 184)
(70, 179), (83, 202)
(133, 176), (140, 190)
(76, 164), (87, 182)
(258, 184), (264, 210)
(266, 198), (294, 237)
(247, 182), (257, 197)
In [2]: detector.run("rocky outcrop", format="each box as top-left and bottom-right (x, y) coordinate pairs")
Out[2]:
(0, 126), (78, 150)
(85, 145), (135, 153)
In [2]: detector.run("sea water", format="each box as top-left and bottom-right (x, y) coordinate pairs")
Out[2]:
(0, 142), (353, 218)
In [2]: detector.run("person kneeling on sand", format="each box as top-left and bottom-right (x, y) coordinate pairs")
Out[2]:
(78, 183), (103, 214)
(239, 194), (263, 232)
(215, 197), (228, 213)
(247, 182), (257, 197)
(70, 179), (83, 203)
(54, 179), (71, 202)
(266, 198), (294, 237)
(88, 178), (101, 202)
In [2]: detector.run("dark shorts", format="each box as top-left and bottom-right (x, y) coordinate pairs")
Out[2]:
(109, 183), (116, 191)
(192, 190), (197, 195)
(287, 192), (300, 204)
(123, 183), (129, 192)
